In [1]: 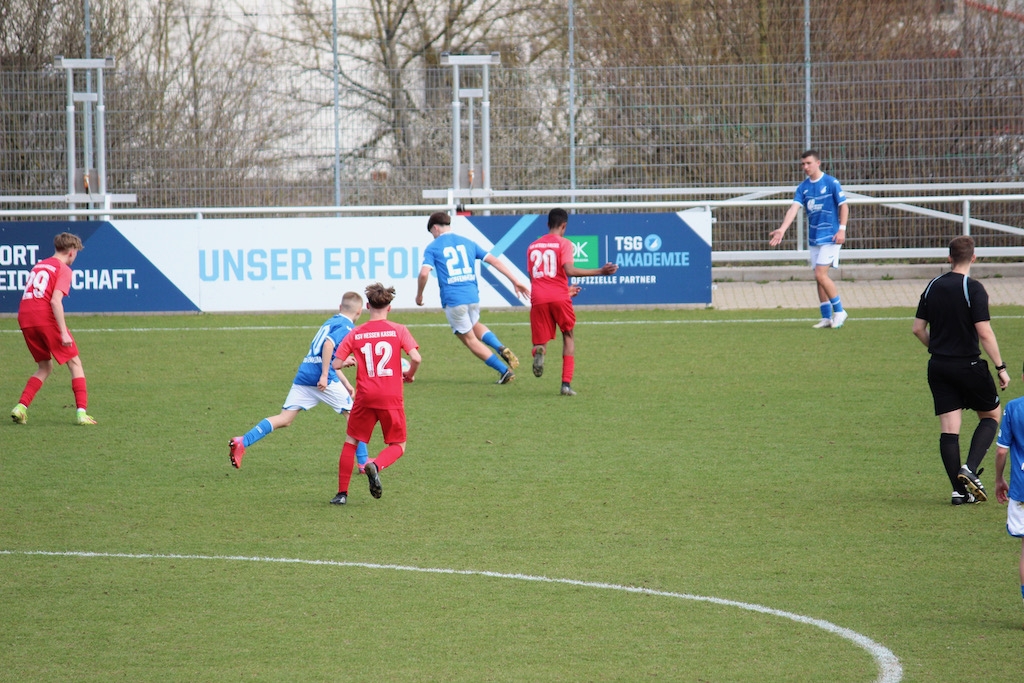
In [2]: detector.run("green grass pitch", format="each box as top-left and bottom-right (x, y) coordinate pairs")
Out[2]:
(2, 306), (1023, 682)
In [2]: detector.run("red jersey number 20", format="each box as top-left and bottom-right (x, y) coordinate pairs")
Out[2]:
(529, 247), (559, 279)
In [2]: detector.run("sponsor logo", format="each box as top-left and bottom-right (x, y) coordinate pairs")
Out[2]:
(613, 234), (688, 268)
(568, 236), (599, 269)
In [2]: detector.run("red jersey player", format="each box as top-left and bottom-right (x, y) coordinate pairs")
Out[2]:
(11, 232), (96, 425)
(330, 282), (421, 505)
(527, 208), (617, 396)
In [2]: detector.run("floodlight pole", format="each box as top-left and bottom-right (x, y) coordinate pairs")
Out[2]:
(803, 0), (812, 150)
(332, 0), (342, 210)
(54, 55), (116, 218)
(440, 52), (500, 214)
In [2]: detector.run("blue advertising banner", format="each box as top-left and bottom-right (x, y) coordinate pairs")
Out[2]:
(468, 210), (712, 305)
(0, 222), (199, 313)
(0, 211), (711, 314)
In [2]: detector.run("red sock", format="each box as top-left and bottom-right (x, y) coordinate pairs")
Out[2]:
(338, 442), (357, 493)
(71, 377), (88, 410)
(19, 376), (43, 407)
(561, 355), (575, 385)
(374, 444), (405, 470)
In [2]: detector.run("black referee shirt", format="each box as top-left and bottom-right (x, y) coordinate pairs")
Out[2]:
(915, 272), (991, 359)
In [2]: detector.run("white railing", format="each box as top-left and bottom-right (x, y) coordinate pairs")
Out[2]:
(4, 183), (1024, 260)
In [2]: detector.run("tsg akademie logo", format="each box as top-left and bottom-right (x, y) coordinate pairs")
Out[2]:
(613, 233), (689, 268)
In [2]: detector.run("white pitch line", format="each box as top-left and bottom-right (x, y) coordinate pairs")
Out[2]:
(2, 314), (1023, 335)
(0, 549), (903, 683)
(0, 317), (916, 334)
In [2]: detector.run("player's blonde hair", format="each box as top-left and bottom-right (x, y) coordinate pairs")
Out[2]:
(54, 232), (84, 252)
(340, 291), (363, 314)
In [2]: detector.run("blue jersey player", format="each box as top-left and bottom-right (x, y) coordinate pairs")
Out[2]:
(995, 361), (1024, 615)
(769, 150), (850, 329)
(415, 211), (530, 384)
(229, 291), (368, 471)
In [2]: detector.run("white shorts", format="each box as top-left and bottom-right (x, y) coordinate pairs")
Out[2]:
(282, 382), (353, 414)
(1007, 498), (1024, 538)
(444, 303), (481, 335)
(809, 243), (842, 269)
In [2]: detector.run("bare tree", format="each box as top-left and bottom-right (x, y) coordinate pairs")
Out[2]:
(0, 0), (132, 195)
(246, 0), (560, 201)
(107, 0), (309, 207)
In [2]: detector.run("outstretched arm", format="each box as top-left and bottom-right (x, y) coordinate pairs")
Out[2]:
(565, 262), (617, 278)
(769, 202), (802, 247)
(415, 265), (432, 306)
(483, 254), (530, 299)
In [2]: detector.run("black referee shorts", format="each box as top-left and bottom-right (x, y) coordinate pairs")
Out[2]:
(927, 356), (1000, 415)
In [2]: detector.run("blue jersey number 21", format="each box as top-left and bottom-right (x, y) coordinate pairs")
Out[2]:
(443, 245), (473, 277)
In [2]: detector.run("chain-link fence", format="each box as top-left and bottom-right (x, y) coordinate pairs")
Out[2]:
(3, 58), (1024, 251)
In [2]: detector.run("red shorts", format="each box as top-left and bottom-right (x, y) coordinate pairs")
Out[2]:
(21, 325), (79, 364)
(530, 299), (576, 345)
(347, 403), (407, 444)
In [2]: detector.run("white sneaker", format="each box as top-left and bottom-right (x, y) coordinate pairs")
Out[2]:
(832, 310), (849, 328)
(812, 318), (832, 329)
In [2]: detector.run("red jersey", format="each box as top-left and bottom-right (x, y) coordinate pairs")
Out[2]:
(527, 234), (574, 305)
(18, 257), (72, 329)
(336, 319), (418, 409)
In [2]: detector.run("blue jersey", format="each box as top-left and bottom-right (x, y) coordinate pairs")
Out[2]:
(793, 173), (847, 246)
(421, 232), (489, 308)
(997, 396), (1024, 502)
(292, 314), (354, 386)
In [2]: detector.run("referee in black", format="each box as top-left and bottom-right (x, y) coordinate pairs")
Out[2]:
(913, 236), (1011, 504)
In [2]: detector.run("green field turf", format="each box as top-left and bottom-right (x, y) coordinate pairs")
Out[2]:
(2, 306), (1023, 682)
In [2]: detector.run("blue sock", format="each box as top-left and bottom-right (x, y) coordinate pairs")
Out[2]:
(830, 296), (844, 313)
(356, 441), (368, 466)
(819, 302), (833, 319)
(481, 330), (502, 352)
(1020, 585), (1024, 601)
(243, 418), (274, 448)
(484, 354), (508, 374)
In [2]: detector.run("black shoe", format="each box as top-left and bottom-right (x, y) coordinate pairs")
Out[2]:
(365, 462), (382, 499)
(532, 347), (545, 377)
(957, 466), (987, 502)
(951, 491), (978, 505)
(330, 492), (347, 505)
(497, 368), (515, 385)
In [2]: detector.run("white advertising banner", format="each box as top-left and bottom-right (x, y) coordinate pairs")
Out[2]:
(115, 216), (528, 312)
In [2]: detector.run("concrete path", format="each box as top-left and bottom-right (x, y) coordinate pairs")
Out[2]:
(711, 264), (1023, 311)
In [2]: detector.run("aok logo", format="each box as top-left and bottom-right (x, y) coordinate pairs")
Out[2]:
(568, 236), (599, 269)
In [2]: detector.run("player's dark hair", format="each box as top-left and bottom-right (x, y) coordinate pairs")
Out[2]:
(427, 211), (451, 232)
(54, 232), (83, 252)
(365, 282), (396, 309)
(948, 235), (975, 265)
(548, 208), (568, 229)
(801, 149), (820, 162)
